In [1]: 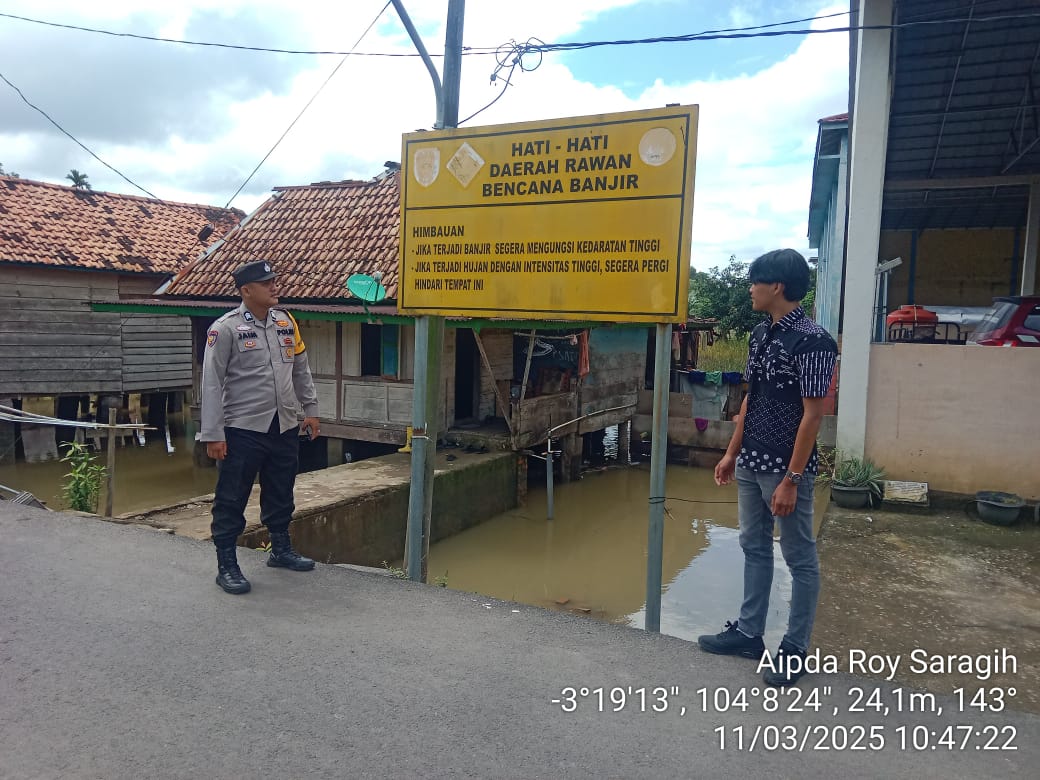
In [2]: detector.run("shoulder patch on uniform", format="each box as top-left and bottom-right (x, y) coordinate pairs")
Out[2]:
(207, 330), (218, 347)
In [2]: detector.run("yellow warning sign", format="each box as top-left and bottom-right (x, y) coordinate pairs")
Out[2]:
(398, 105), (697, 323)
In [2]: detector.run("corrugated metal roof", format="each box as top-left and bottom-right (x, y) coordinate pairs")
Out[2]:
(880, 0), (1040, 230)
(808, 115), (848, 246)
(164, 172), (400, 301)
(883, 184), (1031, 230)
(0, 176), (242, 274)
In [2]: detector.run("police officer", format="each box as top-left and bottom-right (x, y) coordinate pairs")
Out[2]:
(199, 260), (321, 594)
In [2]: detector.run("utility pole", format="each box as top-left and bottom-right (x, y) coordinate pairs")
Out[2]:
(396, 0), (466, 582)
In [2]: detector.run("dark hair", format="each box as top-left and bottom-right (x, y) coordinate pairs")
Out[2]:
(748, 248), (810, 301)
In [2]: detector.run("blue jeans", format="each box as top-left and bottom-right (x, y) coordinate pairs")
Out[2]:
(736, 467), (819, 652)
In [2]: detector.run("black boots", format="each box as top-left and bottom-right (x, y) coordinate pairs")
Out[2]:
(215, 546), (251, 595)
(214, 531), (312, 594)
(267, 528), (315, 572)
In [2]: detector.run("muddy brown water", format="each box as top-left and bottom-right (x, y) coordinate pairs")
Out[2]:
(429, 463), (830, 648)
(5, 417), (829, 651)
(0, 425), (216, 515)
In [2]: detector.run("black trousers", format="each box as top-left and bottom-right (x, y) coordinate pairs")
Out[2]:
(211, 416), (299, 549)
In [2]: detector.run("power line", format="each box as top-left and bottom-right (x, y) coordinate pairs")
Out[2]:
(223, 1), (391, 209)
(532, 12), (1040, 53)
(0, 9), (853, 58)
(4, 7), (1040, 59)
(0, 9), (484, 57)
(5, 3), (1039, 207)
(0, 3), (391, 210)
(0, 70), (160, 200)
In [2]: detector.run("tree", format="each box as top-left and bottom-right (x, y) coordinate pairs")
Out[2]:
(66, 169), (90, 189)
(0, 162), (19, 178)
(689, 256), (820, 336)
(802, 265), (818, 319)
(688, 256), (762, 336)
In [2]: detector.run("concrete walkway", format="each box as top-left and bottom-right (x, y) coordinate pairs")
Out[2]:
(2, 502), (1037, 779)
(118, 448), (508, 541)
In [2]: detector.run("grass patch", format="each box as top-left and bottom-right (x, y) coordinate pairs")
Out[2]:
(697, 337), (749, 373)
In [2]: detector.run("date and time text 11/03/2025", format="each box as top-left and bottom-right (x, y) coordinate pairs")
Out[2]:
(549, 684), (1019, 752)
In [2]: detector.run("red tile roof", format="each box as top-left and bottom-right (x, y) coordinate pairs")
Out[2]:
(819, 113), (849, 123)
(164, 172), (400, 301)
(0, 176), (242, 274)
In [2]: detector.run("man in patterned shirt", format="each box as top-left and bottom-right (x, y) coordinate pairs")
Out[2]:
(698, 249), (837, 686)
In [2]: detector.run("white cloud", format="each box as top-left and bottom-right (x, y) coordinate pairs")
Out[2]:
(0, 0), (848, 265)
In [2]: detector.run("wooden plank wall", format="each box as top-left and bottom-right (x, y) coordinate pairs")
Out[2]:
(579, 327), (647, 426)
(476, 329), (513, 421)
(118, 276), (192, 391)
(0, 266), (122, 395)
(119, 314), (192, 390)
(340, 379), (414, 424)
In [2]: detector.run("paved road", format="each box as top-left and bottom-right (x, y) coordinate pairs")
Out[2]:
(2, 503), (1037, 779)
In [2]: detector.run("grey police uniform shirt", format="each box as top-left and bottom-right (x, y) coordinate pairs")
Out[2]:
(198, 304), (319, 442)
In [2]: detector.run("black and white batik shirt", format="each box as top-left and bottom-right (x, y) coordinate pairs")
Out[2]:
(737, 307), (837, 475)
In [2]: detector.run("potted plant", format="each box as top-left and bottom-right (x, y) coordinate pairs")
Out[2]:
(974, 491), (1025, 526)
(829, 453), (885, 509)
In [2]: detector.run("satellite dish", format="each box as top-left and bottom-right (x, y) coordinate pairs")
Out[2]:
(345, 273), (387, 304)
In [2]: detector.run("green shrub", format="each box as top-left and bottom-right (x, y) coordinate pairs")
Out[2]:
(60, 441), (106, 513)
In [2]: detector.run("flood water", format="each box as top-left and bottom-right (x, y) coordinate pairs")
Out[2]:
(0, 416), (216, 515)
(429, 463), (829, 648)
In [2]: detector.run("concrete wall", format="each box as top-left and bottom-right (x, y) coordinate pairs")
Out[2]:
(865, 343), (1039, 499)
(240, 452), (519, 566)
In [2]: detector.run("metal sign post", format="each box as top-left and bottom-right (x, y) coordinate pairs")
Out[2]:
(644, 322), (671, 633)
(399, 0), (465, 582)
(394, 13), (697, 610)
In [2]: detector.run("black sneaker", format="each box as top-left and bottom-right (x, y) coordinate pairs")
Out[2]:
(697, 620), (765, 659)
(762, 640), (808, 687)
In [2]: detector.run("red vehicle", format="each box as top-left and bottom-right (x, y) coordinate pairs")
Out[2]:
(967, 296), (1040, 346)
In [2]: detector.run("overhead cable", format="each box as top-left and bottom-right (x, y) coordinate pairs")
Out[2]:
(4, 9), (1040, 58)
(223, 1), (391, 208)
(0, 70), (160, 200)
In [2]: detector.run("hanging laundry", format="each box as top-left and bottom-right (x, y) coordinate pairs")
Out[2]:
(691, 384), (726, 419)
(722, 371), (745, 385)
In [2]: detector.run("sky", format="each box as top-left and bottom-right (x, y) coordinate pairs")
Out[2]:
(0, 0), (849, 271)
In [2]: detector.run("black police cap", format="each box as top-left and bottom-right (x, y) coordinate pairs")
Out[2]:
(232, 260), (276, 288)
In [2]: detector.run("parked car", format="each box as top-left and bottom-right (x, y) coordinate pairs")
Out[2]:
(966, 296), (1040, 346)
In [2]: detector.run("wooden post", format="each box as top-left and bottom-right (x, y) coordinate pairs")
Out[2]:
(471, 330), (515, 438)
(105, 408), (116, 517)
(519, 330), (536, 402)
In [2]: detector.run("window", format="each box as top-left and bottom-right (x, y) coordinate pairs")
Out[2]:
(1023, 306), (1040, 333)
(360, 323), (399, 377)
